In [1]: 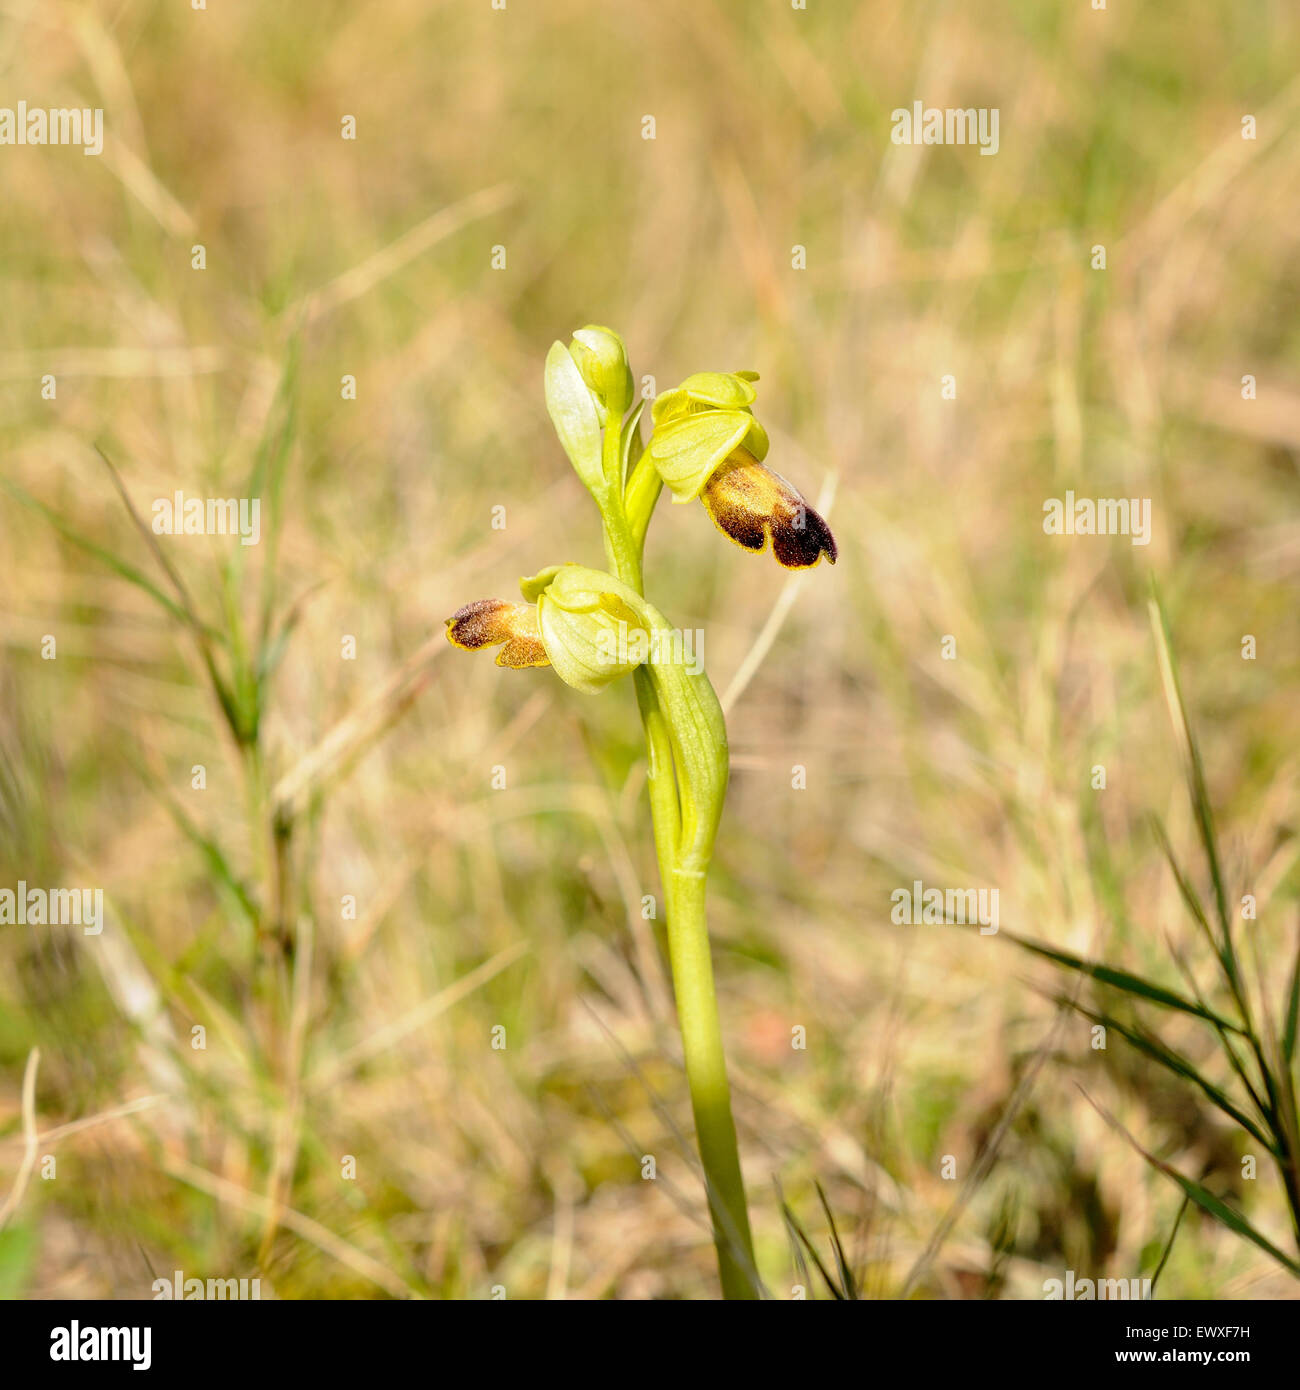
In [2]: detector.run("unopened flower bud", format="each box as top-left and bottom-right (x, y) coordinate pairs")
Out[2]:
(569, 324), (633, 423)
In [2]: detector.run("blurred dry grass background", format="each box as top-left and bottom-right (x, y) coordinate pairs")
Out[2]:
(2, 0), (1299, 1298)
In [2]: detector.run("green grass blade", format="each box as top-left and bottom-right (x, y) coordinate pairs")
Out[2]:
(130, 756), (261, 929)
(1150, 817), (1218, 949)
(1001, 930), (1246, 1034)
(1061, 997), (1276, 1152)
(1149, 589), (1235, 959)
(815, 1180), (859, 1302)
(250, 341), (301, 651)
(777, 1191), (846, 1299)
(1, 479), (196, 630)
(1284, 917), (1300, 1067)
(1165, 939), (1274, 1124)
(1149, 1194), (1190, 1297)
(92, 447), (250, 742)
(1083, 1087), (1300, 1278)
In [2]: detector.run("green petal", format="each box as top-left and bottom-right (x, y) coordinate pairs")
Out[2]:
(650, 386), (691, 426)
(646, 410), (753, 502)
(519, 565), (564, 603)
(677, 371), (758, 410)
(741, 414), (770, 462)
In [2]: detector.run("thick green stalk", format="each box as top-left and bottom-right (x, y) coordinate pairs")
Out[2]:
(602, 417), (758, 1298)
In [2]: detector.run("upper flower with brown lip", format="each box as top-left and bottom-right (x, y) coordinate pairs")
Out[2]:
(644, 371), (836, 569)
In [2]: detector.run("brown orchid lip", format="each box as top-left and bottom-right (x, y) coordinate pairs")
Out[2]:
(701, 454), (837, 570)
(445, 599), (550, 669)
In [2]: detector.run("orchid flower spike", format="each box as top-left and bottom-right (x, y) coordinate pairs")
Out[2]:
(443, 331), (832, 1298)
(645, 370), (837, 569)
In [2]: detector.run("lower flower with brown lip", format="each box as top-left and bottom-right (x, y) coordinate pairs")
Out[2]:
(445, 565), (651, 693)
(701, 450), (837, 570)
(445, 598), (549, 670)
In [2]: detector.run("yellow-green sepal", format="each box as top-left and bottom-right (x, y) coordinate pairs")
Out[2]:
(544, 341), (605, 499)
(650, 371), (759, 427)
(646, 410), (769, 503)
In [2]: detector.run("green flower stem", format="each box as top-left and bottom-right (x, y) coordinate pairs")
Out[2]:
(599, 498), (643, 595)
(664, 864), (757, 1300)
(601, 423), (758, 1299)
